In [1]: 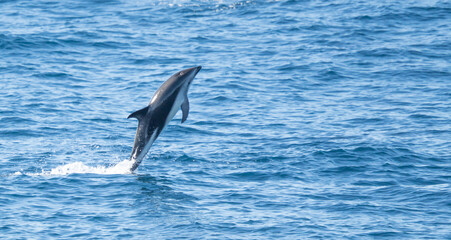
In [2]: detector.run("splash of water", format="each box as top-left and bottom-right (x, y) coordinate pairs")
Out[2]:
(14, 160), (134, 176)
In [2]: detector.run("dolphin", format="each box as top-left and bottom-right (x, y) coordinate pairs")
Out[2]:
(127, 66), (202, 172)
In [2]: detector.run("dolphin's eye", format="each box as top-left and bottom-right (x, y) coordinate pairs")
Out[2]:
(179, 72), (183, 76)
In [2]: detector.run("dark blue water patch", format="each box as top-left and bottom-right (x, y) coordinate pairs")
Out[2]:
(173, 153), (198, 163)
(408, 113), (440, 119)
(86, 0), (120, 5)
(0, 64), (37, 74)
(167, 125), (221, 137)
(273, 63), (310, 72)
(346, 117), (385, 124)
(320, 165), (370, 175)
(92, 40), (130, 49)
(224, 166), (303, 182)
(314, 68), (349, 81)
(0, 34), (62, 50)
(38, 126), (71, 135)
(129, 56), (185, 65)
(0, 116), (37, 124)
(72, 30), (104, 39)
(57, 37), (92, 47)
(392, 68), (451, 79)
(182, 170), (210, 176)
(192, 120), (241, 127)
(353, 9), (444, 24)
(311, 146), (434, 168)
(406, 47), (451, 59)
(57, 96), (85, 105)
(32, 72), (72, 79)
(225, 171), (271, 182)
(84, 117), (114, 123)
(0, 129), (42, 138)
(354, 179), (399, 186)
(357, 47), (405, 58)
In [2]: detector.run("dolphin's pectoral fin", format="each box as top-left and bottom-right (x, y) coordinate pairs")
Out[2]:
(127, 106), (149, 121)
(181, 97), (189, 123)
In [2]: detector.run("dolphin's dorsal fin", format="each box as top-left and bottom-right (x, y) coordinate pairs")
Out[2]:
(181, 97), (189, 123)
(127, 106), (149, 121)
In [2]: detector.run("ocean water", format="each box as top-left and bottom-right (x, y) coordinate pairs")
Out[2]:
(1, 0), (450, 239)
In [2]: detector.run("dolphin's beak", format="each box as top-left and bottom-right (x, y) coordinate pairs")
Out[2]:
(187, 66), (201, 83)
(191, 66), (202, 76)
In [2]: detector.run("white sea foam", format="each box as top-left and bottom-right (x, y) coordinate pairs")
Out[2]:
(14, 160), (134, 176)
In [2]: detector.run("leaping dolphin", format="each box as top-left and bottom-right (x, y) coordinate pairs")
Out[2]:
(127, 66), (202, 172)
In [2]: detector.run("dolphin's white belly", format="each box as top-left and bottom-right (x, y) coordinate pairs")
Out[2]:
(164, 82), (188, 127)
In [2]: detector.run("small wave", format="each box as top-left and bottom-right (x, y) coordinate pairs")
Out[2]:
(14, 160), (134, 176)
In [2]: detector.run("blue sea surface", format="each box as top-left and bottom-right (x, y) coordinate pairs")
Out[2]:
(1, 0), (450, 239)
